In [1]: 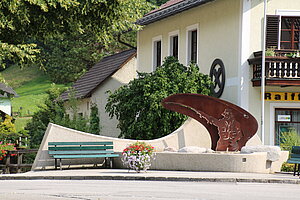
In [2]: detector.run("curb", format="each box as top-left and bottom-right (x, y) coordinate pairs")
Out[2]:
(0, 175), (299, 184)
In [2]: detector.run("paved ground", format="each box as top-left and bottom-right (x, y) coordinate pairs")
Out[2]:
(0, 169), (299, 184)
(0, 179), (299, 200)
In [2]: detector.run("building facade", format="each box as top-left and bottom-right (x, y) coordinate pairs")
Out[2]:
(136, 0), (300, 145)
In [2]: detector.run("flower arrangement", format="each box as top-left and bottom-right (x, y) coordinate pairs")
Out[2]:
(0, 142), (16, 161)
(122, 141), (155, 172)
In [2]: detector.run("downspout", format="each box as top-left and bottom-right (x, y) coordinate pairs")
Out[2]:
(261, 0), (267, 144)
(118, 29), (137, 49)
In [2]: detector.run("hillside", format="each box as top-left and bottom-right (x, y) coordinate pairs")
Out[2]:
(2, 65), (69, 130)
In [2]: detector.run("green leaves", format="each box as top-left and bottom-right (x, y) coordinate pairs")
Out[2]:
(106, 56), (213, 140)
(0, 0), (154, 68)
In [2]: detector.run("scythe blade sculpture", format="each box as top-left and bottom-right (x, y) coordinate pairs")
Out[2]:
(161, 93), (258, 151)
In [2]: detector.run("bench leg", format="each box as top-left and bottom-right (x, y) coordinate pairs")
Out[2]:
(298, 164), (300, 176)
(294, 164), (297, 176)
(109, 158), (113, 169)
(59, 159), (62, 170)
(55, 159), (57, 170)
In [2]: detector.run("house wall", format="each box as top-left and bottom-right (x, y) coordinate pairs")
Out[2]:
(90, 57), (137, 138)
(246, 0), (300, 144)
(137, 0), (241, 104)
(0, 98), (12, 116)
(64, 57), (136, 138)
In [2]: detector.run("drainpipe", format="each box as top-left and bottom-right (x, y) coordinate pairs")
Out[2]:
(261, 0), (267, 145)
(117, 29), (137, 49)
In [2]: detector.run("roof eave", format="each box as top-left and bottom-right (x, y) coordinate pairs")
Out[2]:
(85, 52), (137, 98)
(136, 0), (215, 26)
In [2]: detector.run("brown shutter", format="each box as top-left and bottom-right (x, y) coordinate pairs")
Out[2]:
(266, 15), (280, 49)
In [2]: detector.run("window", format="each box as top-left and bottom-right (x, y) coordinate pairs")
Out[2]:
(186, 24), (198, 64)
(170, 35), (179, 59)
(190, 30), (197, 62)
(275, 108), (300, 145)
(152, 36), (162, 70)
(281, 17), (300, 50)
(266, 15), (300, 50)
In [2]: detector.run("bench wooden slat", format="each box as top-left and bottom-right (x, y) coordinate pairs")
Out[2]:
(48, 150), (115, 155)
(48, 146), (113, 151)
(53, 154), (119, 159)
(48, 142), (113, 146)
(287, 159), (300, 164)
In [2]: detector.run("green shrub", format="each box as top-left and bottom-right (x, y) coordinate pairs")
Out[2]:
(106, 56), (213, 140)
(281, 162), (295, 172)
(280, 129), (300, 152)
(89, 103), (100, 134)
(0, 115), (18, 143)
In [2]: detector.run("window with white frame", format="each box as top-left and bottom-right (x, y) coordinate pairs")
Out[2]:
(169, 31), (179, 59)
(186, 24), (198, 64)
(152, 36), (162, 70)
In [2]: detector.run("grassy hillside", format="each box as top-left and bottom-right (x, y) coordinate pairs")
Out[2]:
(2, 65), (69, 131)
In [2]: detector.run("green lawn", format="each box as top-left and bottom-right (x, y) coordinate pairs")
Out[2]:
(2, 65), (69, 123)
(14, 117), (32, 132)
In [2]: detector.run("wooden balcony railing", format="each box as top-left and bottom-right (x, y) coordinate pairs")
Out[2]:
(248, 52), (300, 86)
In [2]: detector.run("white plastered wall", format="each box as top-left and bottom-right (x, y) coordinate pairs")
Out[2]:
(137, 0), (241, 104)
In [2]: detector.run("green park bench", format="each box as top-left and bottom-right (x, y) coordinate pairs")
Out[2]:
(287, 146), (300, 176)
(48, 142), (119, 170)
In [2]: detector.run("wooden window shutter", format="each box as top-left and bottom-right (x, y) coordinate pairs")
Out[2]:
(266, 15), (280, 48)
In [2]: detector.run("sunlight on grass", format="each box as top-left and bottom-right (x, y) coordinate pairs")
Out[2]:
(14, 117), (32, 132)
(2, 64), (69, 120)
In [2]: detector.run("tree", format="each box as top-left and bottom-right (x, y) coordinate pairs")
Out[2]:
(106, 57), (213, 140)
(0, 0), (153, 68)
(25, 85), (66, 147)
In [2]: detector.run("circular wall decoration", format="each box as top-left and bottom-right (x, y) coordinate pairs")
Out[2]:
(209, 59), (225, 98)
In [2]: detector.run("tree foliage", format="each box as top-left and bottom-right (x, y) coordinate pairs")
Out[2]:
(89, 103), (100, 134)
(106, 57), (213, 140)
(25, 85), (101, 147)
(0, 0), (153, 69)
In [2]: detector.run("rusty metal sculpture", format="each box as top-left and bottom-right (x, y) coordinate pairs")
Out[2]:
(161, 94), (258, 151)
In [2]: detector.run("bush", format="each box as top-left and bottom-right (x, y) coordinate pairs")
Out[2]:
(0, 115), (18, 143)
(280, 129), (300, 152)
(106, 56), (212, 140)
(89, 103), (100, 134)
(26, 85), (101, 147)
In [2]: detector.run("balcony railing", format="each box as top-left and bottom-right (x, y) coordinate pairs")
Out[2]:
(248, 51), (300, 86)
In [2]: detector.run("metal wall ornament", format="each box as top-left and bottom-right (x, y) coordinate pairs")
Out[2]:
(210, 59), (225, 98)
(162, 93), (258, 151)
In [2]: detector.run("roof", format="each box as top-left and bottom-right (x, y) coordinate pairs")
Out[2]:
(61, 49), (136, 101)
(0, 83), (18, 97)
(136, 0), (216, 25)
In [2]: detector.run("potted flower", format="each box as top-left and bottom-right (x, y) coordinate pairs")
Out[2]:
(0, 142), (16, 162)
(122, 141), (155, 173)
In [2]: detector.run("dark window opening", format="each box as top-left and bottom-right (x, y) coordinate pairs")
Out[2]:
(171, 35), (178, 59)
(191, 30), (197, 63)
(154, 40), (161, 68)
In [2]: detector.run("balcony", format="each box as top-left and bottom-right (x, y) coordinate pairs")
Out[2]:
(248, 50), (300, 87)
